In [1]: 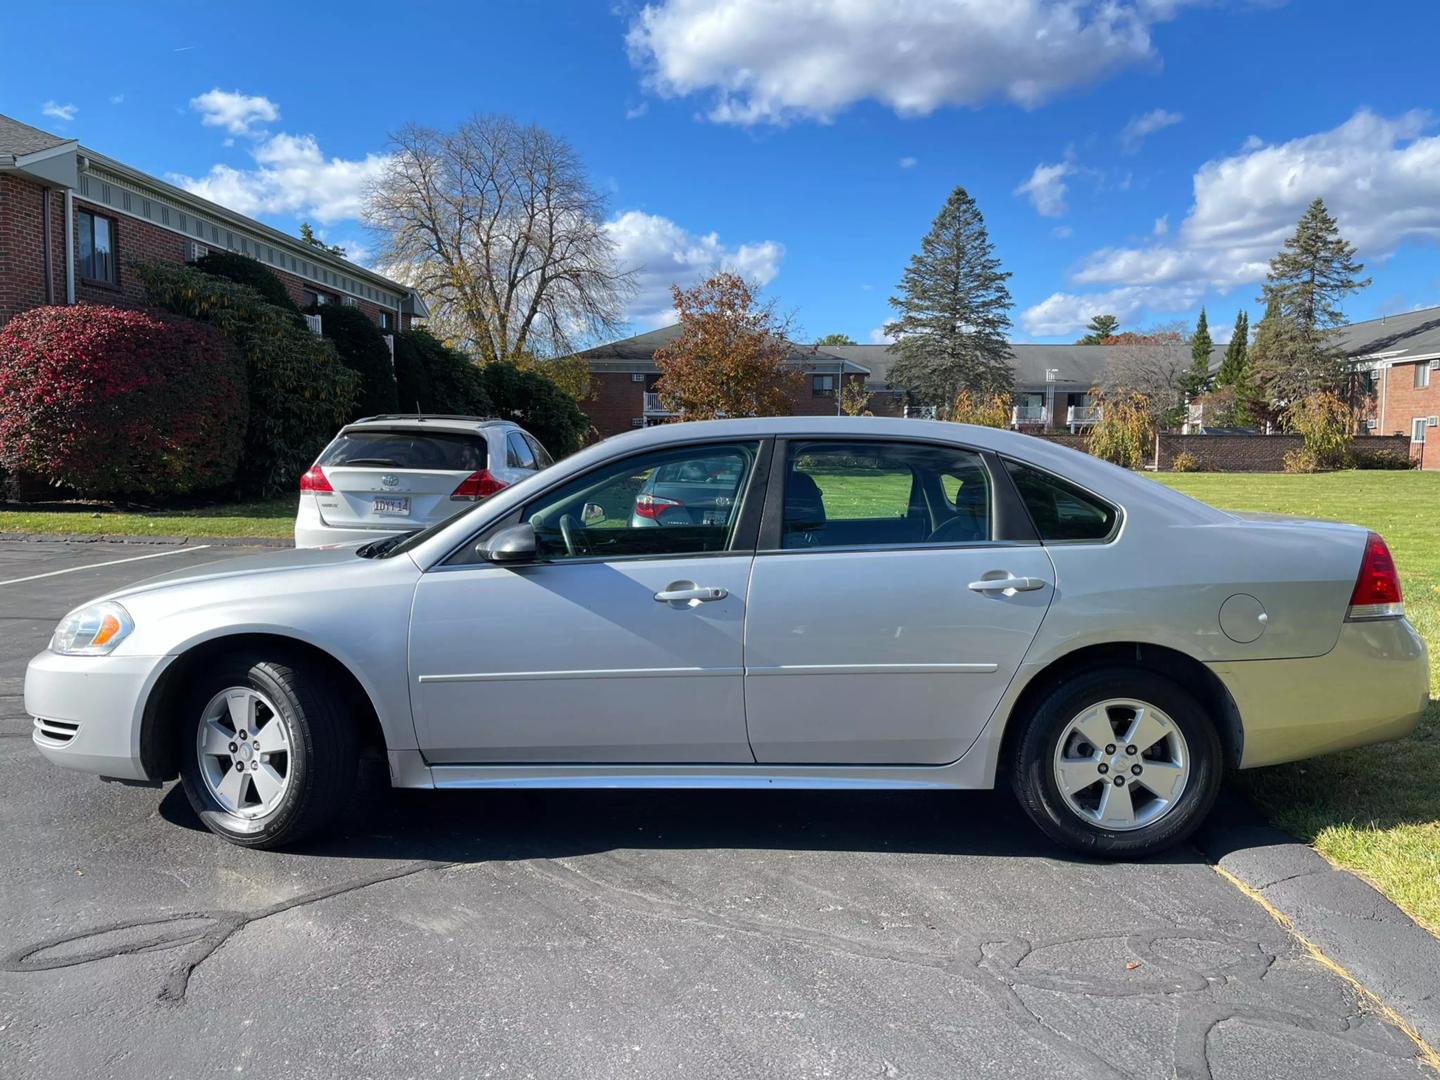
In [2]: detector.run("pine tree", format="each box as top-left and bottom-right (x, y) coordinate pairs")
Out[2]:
(1215, 309), (1253, 425)
(1078, 314), (1120, 344)
(1251, 198), (1369, 406)
(884, 186), (1013, 403)
(1183, 308), (1213, 399)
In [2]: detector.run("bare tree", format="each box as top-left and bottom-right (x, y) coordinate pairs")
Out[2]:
(365, 116), (633, 364)
(1098, 323), (1191, 466)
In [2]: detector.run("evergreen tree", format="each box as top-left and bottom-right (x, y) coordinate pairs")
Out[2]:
(884, 186), (1014, 403)
(1251, 198), (1369, 406)
(1183, 307), (1213, 399)
(1078, 314), (1120, 344)
(815, 333), (857, 346)
(1215, 309), (1253, 425)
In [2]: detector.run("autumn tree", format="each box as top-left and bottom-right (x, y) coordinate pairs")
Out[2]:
(651, 273), (800, 419)
(1078, 314), (1120, 344)
(838, 378), (872, 416)
(884, 186), (1014, 404)
(1251, 198), (1369, 407)
(1099, 324), (1191, 448)
(1183, 307), (1213, 399)
(816, 333), (857, 346)
(365, 115), (633, 364)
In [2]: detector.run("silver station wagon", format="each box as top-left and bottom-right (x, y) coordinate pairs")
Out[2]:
(27, 417), (1428, 855)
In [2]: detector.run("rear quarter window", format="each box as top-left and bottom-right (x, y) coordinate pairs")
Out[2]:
(319, 431), (488, 471)
(1004, 460), (1118, 542)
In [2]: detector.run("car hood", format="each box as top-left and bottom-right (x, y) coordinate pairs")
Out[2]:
(99, 543), (374, 602)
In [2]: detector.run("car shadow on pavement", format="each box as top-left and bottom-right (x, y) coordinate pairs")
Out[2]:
(158, 779), (1214, 867)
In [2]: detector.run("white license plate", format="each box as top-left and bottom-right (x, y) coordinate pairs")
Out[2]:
(372, 496), (410, 516)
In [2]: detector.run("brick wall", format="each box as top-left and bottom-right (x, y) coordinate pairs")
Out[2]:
(1031, 431), (1414, 471)
(0, 171), (406, 332)
(1378, 361), (1440, 470)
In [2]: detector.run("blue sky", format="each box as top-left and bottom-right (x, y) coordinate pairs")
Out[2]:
(3, 0), (1438, 346)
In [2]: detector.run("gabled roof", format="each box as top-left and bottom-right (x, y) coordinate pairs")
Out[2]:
(0, 114), (71, 159)
(1336, 305), (1440, 363)
(580, 324), (870, 374)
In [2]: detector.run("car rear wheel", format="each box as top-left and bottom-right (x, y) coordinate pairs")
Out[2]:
(178, 651), (357, 849)
(1009, 667), (1222, 857)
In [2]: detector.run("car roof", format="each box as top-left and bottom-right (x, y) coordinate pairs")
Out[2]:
(341, 415), (514, 436)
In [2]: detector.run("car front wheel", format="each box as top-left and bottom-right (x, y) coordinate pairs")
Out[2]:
(178, 651), (357, 849)
(1010, 667), (1222, 857)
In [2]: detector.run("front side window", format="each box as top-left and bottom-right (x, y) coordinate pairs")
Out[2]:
(781, 441), (992, 549)
(526, 442), (759, 561)
(524, 434), (554, 469)
(1004, 460), (1118, 542)
(77, 210), (117, 284)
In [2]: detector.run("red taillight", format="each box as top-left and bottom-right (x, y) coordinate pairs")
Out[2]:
(299, 465), (333, 493)
(1347, 531), (1404, 619)
(451, 469), (506, 501)
(635, 493), (683, 520)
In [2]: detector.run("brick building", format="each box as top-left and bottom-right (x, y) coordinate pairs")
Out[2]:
(577, 325), (1199, 439)
(1343, 306), (1440, 469)
(0, 113), (425, 331)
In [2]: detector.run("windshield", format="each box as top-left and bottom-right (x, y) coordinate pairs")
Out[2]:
(361, 500), (490, 558)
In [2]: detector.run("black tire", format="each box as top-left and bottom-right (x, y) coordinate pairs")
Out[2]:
(1009, 667), (1222, 858)
(177, 651), (358, 849)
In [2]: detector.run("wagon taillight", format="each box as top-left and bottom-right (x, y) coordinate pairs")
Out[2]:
(1346, 532), (1404, 620)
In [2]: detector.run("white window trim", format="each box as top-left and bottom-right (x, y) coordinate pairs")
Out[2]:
(1412, 418), (1427, 444)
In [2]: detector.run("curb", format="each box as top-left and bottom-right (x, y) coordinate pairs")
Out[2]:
(0, 532), (293, 548)
(1199, 801), (1440, 1054)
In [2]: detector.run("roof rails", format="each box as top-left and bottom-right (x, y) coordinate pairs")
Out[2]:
(353, 413), (501, 424)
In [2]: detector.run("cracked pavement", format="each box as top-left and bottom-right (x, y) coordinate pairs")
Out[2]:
(0, 541), (1431, 1079)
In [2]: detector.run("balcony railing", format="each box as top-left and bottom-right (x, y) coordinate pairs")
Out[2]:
(1066, 404), (1102, 425)
(642, 391), (676, 416)
(1011, 404), (1048, 425)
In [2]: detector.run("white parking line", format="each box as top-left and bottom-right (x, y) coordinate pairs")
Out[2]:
(0, 545), (213, 587)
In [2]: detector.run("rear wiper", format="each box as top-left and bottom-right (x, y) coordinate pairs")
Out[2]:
(356, 531), (417, 558)
(343, 458), (400, 466)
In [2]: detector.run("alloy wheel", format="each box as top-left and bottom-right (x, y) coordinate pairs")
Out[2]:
(195, 687), (293, 818)
(1051, 698), (1190, 832)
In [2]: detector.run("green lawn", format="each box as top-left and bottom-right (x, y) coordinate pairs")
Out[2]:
(1153, 471), (1440, 932)
(0, 497), (297, 539)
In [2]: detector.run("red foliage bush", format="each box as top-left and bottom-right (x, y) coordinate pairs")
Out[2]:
(0, 304), (248, 497)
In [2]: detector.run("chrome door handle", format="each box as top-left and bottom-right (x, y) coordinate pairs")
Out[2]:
(654, 585), (729, 603)
(968, 576), (1046, 593)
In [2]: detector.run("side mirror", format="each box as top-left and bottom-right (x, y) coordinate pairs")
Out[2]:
(476, 522), (539, 564)
(581, 501), (606, 526)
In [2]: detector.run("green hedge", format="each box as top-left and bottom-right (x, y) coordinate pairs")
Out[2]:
(134, 261), (360, 496)
(309, 302), (399, 418)
(190, 251), (303, 319)
(479, 362), (590, 458)
(394, 328), (492, 415)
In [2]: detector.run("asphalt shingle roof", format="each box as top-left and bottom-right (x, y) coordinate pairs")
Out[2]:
(0, 114), (70, 159)
(1334, 305), (1440, 362)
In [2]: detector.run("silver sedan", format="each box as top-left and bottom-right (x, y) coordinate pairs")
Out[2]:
(26, 417), (1429, 855)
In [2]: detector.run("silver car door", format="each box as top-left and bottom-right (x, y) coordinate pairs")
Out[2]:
(743, 438), (1053, 764)
(409, 439), (768, 763)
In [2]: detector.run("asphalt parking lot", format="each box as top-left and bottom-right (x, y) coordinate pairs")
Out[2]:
(0, 540), (1431, 1079)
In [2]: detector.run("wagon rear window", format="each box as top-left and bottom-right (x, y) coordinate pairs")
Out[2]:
(319, 431), (488, 471)
(1004, 460), (1118, 542)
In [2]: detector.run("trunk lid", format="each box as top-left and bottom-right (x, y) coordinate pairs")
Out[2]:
(311, 427), (489, 529)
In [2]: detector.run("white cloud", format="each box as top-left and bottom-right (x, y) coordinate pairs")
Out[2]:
(626, 0), (1210, 125)
(109, 94), (125, 106)
(1021, 109), (1440, 335)
(1015, 161), (1073, 217)
(1119, 107), (1182, 152)
(604, 210), (784, 327)
(41, 101), (77, 122)
(172, 130), (390, 225)
(189, 88), (279, 136)
(898, 156), (918, 169)
(1153, 214), (1169, 235)
(869, 325), (895, 344)
(625, 101), (649, 120)
(1052, 225), (1074, 239)
(1020, 285), (1201, 336)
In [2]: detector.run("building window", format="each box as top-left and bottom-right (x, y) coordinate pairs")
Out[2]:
(1416, 363), (1432, 389)
(1414, 418), (1428, 444)
(379, 311), (393, 331)
(303, 289), (337, 309)
(77, 210), (118, 285)
(812, 373), (836, 398)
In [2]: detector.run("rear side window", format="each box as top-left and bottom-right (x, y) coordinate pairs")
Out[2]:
(319, 431), (487, 471)
(1004, 460), (1118, 541)
(525, 434), (554, 469)
(507, 432), (538, 469)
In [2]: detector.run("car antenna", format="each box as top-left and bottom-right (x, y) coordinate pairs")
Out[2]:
(415, 402), (424, 422)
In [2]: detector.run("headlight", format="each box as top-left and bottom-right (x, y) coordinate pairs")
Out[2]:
(50, 602), (134, 656)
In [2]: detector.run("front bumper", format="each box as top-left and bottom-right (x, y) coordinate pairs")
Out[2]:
(1211, 618), (1430, 769)
(25, 649), (170, 781)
